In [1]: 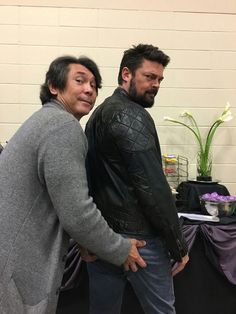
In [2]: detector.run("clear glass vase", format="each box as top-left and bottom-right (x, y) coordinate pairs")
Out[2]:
(196, 151), (212, 181)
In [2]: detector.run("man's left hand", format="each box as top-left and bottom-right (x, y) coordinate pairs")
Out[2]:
(123, 238), (147, 272)
(172, 254), (189, 276)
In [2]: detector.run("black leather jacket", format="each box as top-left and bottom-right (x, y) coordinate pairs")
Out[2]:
(85, 87), (188, 261)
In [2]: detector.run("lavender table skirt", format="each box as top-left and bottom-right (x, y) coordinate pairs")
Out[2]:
(180, 220), (236, 285)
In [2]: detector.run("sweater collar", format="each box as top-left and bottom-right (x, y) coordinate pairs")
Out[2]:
(43, 99), (80, 120)
(43, 98), (67, 112)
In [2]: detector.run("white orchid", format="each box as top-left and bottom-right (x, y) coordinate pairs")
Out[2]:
(164, 103), (233, 178)
(218, 103), (233, 122)
(180, 111), (192, 118)
(163, 116), (175, 122)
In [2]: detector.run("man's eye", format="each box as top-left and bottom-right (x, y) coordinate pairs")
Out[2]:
(76, 78), (84, 84)
(145, 74), (156, 81)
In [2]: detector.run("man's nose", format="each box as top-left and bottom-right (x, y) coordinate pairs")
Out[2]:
(152, 79), (160, 88)
(83, 82), (94, 94)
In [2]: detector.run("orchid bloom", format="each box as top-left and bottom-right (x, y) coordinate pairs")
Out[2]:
(163, 103), (233, 177)
(180, 111), (192, 118)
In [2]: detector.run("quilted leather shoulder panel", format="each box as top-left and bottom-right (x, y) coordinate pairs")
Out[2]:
(110, 103), (156, 152)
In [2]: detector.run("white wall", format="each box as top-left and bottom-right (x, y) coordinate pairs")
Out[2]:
(0, 0), (236, 193)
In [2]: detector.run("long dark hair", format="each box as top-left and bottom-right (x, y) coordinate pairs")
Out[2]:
(40, 55), (102, 105)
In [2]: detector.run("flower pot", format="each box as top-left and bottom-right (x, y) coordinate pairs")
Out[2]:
(196, 175), (212, 182)
(196, 151), (212, 181)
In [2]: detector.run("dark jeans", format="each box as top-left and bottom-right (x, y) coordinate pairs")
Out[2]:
(87, 236), (175, 314)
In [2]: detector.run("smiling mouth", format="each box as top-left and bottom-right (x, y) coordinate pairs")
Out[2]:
(80, 99), (92, 105)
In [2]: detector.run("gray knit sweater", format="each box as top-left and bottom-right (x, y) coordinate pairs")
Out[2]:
(0, 100), (130, 314)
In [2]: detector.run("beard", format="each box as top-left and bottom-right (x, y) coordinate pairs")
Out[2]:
(128, 78), (157, 108)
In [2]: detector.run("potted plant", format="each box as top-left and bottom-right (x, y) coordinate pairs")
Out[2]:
(164, 103), (233, 181)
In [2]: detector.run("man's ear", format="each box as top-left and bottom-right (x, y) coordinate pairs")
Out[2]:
(48, 84), (58, 96)
(121, 67), (132, 83)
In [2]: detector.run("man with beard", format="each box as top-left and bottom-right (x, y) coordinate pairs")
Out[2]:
(85, 44), (189, 314)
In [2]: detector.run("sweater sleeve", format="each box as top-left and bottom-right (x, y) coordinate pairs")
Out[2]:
(38, 118), (131, 265)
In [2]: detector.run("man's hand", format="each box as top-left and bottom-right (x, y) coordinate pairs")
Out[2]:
(80, 246), (97, 262)
(172, 254), (189, 277)
(123, 238), (147, 272)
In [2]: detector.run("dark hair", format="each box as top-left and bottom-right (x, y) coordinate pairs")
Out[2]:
(40, 55), (102, 105)
(118, 44), (170, 85)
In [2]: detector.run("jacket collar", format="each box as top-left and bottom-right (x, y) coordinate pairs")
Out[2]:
(113, 87), (129, 99)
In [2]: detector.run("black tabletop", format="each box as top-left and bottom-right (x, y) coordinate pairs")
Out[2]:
(176, 180), (230, 212)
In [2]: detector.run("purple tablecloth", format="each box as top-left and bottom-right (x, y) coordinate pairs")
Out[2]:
(181, 222), (236, 285)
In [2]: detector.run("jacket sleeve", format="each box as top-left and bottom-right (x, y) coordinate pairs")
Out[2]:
(110, 107), (188, 261)
(37, 118), (131, 266)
